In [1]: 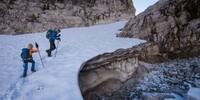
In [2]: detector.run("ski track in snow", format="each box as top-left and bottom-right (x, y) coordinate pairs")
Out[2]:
(0, 21), (145, 100)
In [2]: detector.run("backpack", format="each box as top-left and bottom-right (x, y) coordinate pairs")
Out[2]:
(21, 48), (30, 61)
(46, 29), (53, 39)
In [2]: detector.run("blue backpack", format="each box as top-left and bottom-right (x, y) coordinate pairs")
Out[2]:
(46, 29), (58, 40)
(21, 48), (30, 61)
(46, 29), (51, 39)
(46, 29), (54, 39)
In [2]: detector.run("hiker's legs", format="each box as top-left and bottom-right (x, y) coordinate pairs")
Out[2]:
(47, 40), (55, 56)
(29, 59), (36, 72)
(50, 40), (56, 51)
(23, 62), (28, 77)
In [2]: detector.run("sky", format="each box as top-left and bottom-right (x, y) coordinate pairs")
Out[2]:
(133, 0), (159, 15)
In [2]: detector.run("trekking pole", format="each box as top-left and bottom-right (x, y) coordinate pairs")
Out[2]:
(55, 40), (60, 57)
(35, 42), (45, 68)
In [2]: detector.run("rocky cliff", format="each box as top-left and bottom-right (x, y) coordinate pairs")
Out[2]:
(79, 0), (200, 99)
(0, 0), (135, 34)
(119, 0), (200, 60)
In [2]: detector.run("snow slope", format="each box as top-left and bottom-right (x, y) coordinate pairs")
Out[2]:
(188, 86), (200, 99)
(0, 21), (145, 100)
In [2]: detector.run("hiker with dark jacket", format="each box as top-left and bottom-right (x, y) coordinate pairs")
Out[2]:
(21, 43), (38, 77)
(46, 28), (61, 57)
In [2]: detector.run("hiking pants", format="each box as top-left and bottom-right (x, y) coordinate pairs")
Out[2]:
(23, 59), (35, 77)
(47, 40), (56, 56)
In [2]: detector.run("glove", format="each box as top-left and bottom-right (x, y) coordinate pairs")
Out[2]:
(57, 34), (61, 37)
(57, 38), (61, 41)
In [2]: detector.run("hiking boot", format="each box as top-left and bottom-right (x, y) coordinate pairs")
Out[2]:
(31, 70), (36, 72)
(46, 50), (52, 57)
(21, 75), (27, 78)
(48, 54), (52, 57)
(46, 50), (49, 53)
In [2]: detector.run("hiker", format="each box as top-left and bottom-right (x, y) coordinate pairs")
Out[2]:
(21, 43), (38, 77)
(46, 28), (61, 57)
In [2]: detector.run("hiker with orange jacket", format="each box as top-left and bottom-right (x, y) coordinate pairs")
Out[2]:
(21, 43), (38, 77)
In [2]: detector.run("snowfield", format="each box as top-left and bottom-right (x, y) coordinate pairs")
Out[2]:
(188, 86), (200, 100)
(0, 21), (145, 100)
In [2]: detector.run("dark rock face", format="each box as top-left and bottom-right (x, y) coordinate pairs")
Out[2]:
(0, 0), (135, 34)
(119, 0), (200, 59)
